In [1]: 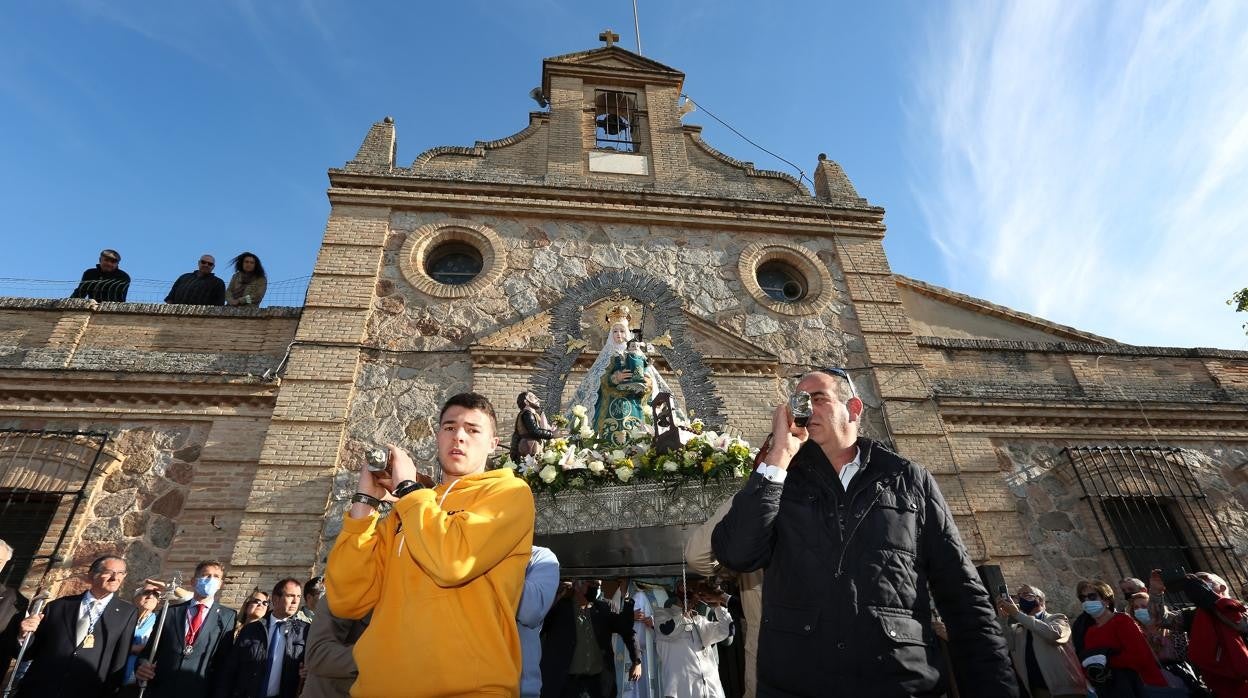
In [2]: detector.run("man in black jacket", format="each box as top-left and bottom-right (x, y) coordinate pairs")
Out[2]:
(165, 255), (226, 305)
(14, 554), (139, 697)
(215, 578), (309, 698)
(712, 369), (1017, 697)
(70, 249), (131, 302)
(540, 580), (640, 698)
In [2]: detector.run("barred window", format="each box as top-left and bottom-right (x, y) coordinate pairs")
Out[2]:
(594, 90), (640, 152)
(1065, 446), (1245, 601)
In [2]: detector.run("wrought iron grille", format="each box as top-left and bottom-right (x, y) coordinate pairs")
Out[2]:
(594, 90), (640, 152)
(1064, 446), (1246, 600)
(0, 429), (110, 590)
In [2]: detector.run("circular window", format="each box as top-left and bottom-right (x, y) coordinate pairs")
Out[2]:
(738, 242), (832, 316)
(400, 220), (507, 299)
(756, 261), (807, 302)
(424, 242), (483, 285)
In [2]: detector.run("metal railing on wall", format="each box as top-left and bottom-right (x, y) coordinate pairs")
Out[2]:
(0, 276), (311, 307)
(0, 429), (111, 591)
(1065, 445), (1247, 601)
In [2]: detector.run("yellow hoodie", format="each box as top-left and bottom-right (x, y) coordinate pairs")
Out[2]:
(326, 468), (535, 697)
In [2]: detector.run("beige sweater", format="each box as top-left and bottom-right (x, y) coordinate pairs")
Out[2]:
(684, 494), (764, 698)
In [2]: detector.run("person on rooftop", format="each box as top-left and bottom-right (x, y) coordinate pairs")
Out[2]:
(71, 248), (131, 302)
(225, 252), (267, 307)
(165, 255), (225, 306)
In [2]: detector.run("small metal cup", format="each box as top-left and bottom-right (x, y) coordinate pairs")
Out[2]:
(789, 390), (813, 428)
(364, 447), (390, 473)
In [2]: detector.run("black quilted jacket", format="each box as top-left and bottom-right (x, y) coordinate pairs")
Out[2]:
(712, 438), (1018, 697)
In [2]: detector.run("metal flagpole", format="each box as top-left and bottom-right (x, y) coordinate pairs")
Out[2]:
(2, 590), (49, 698)
(136, 572), (182, 698)
(632, 0), (642, 54)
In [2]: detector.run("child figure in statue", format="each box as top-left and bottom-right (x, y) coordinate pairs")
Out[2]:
(612, 339), (651, 396)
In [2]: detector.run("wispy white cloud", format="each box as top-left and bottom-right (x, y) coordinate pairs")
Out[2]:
(911, 1), (1248, 349)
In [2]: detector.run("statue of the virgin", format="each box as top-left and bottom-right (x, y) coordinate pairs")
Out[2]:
(567, 304), (682, 444)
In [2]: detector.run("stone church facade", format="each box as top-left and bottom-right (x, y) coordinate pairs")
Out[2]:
(1, 40), (1244, 610)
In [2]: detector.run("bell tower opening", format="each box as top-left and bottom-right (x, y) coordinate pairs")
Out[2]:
(594, 90), (640, 153)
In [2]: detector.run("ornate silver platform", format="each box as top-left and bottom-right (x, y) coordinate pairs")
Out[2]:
(534, 478), (741, 535)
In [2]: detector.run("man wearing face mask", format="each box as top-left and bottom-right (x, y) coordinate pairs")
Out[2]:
(134, 559), (237, 698)
(997, 585), (1086, 698)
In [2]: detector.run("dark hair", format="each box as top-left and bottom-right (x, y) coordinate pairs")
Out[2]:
(88, 555), (126, 575)
(516, 391), (537, 409)
(440, 392), (497, 433)
(194, 559), (225, 578)
(229, 252), (266, 278)
(303, 576), (325, 597)
(272, 577), (303, 597)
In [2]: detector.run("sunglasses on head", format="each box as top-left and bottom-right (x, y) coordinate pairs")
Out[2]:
(791, 367), (859, 399)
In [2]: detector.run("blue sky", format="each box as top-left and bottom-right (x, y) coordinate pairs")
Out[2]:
(2, 1), (1245, 348)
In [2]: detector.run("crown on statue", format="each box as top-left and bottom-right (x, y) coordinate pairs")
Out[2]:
(604, 304), (632, 327)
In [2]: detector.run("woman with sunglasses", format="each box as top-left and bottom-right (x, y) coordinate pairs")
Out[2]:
(234, 590), (270, 638)
(1078, 579), (1168, 691)
(121, 581), (164, 695)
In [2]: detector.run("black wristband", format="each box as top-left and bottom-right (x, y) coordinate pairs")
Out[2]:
(351, 492), (382, 508)
(393, 480), (427, 498)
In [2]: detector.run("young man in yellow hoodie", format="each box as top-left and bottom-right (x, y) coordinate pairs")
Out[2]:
(326, 392), (536, 697)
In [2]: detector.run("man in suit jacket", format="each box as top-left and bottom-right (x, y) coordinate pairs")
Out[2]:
(135, 560), (237, 698)
(215, 578), (308, 698)
(14, 554), (139, 697)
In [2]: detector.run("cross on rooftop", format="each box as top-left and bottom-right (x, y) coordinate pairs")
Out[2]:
(599, 29), (619, 47)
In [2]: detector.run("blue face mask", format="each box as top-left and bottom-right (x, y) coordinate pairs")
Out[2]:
(1082, 600), (1105, 616)
(195, 576), (222, 598)
(1133, 608), (1152, 624)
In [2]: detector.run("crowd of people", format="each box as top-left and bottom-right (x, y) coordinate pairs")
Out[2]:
(1, 376), (1246, 697)
(68, 248), (269, 306)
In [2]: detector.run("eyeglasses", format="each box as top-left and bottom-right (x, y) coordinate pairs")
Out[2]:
(1077, 592), (1101, 601)
(140, 590), (162, 598)
(199, 260), (215, 266)
(245, 599), (270, 607)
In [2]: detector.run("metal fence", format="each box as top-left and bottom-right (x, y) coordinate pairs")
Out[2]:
(1065, 445), (1246, 600)
(0, 429), (111, 590)
(0, 276), (311, 307)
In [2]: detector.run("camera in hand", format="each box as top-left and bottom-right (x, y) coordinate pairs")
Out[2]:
(365, 446), (390, 474)
(789, 390), (813, 427)
(1161, 565), (1187, 587)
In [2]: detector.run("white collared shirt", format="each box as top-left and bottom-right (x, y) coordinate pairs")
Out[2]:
(837, 447), (863, 489)
(80, 591), (113, 620)
(757, 446), (863, 487)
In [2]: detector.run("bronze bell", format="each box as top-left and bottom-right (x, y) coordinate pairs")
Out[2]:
(598, 113), (629, 135)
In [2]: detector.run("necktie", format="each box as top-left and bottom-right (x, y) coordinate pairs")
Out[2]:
(75, 598), (96, 646)
(265, 619), (286, 689)
(185, 604), (207, 647)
